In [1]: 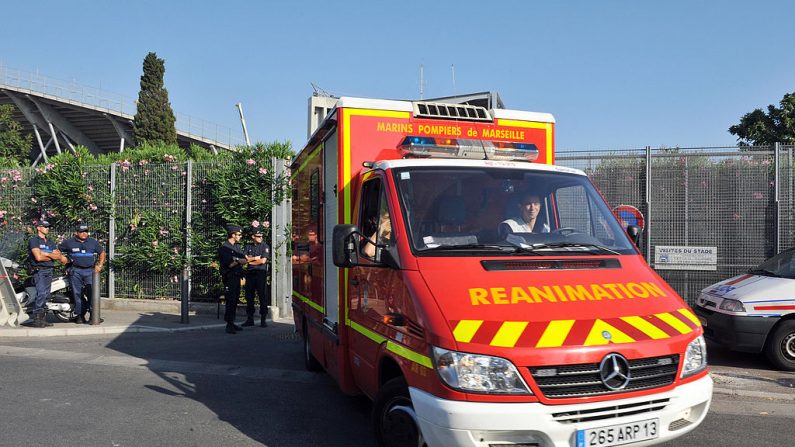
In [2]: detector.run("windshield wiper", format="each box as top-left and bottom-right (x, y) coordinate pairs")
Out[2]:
(748, 268), (781, 278)
(521, 242), (621, 255)
(421, 243), (515, 253)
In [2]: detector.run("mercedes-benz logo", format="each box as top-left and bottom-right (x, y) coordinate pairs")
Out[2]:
(599, 353), (631, 391)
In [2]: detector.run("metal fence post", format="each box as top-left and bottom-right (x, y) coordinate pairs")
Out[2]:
(108, 163), (116, 300)
(272, 158), (292, 320)
(645, 145), (652, 264)
(775, 142), (781, 254)
(181, 160), (193, 324)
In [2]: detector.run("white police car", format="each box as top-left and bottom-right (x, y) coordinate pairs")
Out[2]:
(694, 247), (795, 371)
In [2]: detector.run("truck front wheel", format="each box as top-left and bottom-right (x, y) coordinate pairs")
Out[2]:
(765, 320), (795, 371)
(373, 377), (425, 447)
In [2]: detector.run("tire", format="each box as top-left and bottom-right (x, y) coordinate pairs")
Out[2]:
(52, 311), (76, 323)
(765, 320), (795, 371)
(372, 377), (425, 447)
(303, 323), (322, 372)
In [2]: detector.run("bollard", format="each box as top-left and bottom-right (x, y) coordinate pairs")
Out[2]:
(90, 270), (101, 325)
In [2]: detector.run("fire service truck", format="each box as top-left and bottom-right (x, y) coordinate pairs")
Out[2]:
(291, 95), (712, 447)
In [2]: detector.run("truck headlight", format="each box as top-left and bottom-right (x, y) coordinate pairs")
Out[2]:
(432, 347), (531, 395)
(681, 335), (708, 378)
(719, 298), (745, 312)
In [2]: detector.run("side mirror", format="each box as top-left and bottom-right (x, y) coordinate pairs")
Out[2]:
(332, 224), (358, 267)
(626, 225), (642, 247)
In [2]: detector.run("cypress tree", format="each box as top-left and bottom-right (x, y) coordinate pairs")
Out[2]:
(133, 52), (177, 145)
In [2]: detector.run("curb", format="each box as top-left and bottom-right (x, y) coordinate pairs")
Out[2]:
(0, 317), (295, 338)
(0, 323), (227, 337)
(712, 386), (795, 402)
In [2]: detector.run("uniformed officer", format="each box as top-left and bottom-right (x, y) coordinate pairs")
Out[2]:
(219, 225), (248, 334)
(59, 223), (105, 324)
(243, 226), (271, 328)
(27, 219), (65, 328)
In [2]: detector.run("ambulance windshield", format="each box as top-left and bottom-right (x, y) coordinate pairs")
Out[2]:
(393, 167), (637, 255)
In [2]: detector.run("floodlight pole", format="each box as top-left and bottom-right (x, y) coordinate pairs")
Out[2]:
(235, 102), (251, 147)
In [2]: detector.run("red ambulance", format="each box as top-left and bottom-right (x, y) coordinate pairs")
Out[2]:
(291, 96), (712, 447)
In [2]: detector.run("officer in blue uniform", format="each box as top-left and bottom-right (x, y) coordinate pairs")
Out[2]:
(59, 223), (105, 324)
(243, 226), (271, 327)
(27, 219), (64, 328)
(219, 225), (248, 334)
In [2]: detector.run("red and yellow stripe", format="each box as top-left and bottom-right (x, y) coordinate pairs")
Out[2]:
(451, 308), (701, 348)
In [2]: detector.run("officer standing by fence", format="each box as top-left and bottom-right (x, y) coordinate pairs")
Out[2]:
(27, 219), (64, 328)
(243, 225), (271, 328)
(219, 225), (248, 334)
(59, 223), (105, 324)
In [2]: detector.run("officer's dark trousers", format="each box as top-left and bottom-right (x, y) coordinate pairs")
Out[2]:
(32, 268), (53, 315)
(244, 270), (270, 317)
(223, 273), (242, 324)
(70, 267), (95, 316)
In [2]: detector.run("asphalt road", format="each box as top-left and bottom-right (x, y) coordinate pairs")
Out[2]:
(0, 322), (793, 447)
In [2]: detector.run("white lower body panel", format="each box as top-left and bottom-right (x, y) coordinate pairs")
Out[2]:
(411, 375), (713, 447)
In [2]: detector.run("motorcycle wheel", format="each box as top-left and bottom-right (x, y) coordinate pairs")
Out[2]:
(52, 311), (77, 323)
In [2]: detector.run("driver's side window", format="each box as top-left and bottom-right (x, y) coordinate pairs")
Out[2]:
(358, 178), (392, 260)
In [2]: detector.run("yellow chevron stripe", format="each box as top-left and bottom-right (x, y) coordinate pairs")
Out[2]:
(655, 312), (692, 334)
(678, 308), (701, 327)
(621, 316), (670, 340)
(584, 320), (636, 346)
(490, 321), (528, 348)
(453, 320), (483, 343)
(536, 320), (575, 348)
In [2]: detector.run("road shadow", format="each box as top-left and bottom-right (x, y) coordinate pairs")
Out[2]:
(104, 312), (375, 446)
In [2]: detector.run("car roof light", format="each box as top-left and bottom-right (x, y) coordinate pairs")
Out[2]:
(488, 141), (539, 162)
(397, 136), (539, 162)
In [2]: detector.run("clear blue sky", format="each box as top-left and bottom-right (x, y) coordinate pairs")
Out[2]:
(2, 1), (794, 152)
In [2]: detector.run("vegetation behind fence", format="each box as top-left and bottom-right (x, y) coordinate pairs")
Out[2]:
(0, 142), (292, 302)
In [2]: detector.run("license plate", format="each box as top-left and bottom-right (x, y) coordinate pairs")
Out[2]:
(698, 316), (708, 327)
(576, 418), (659, 447)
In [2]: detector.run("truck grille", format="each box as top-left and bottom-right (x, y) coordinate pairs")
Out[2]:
(413, 101), (492, 122)
(552, 398), (669, 424)
(530, 355), (679, 399)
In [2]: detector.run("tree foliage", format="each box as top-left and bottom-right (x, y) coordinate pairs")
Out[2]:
(133, 52), (177, 146)
(729, 92), (795, 146)
(0, 104), (33, 166)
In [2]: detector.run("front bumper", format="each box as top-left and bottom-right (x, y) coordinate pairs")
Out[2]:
(411, 375), (712, 447)
(694, 306), (778, 353)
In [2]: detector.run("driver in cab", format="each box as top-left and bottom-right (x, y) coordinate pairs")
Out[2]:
(499, 192), (550, 237)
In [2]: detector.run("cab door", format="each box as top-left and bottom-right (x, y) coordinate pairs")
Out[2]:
(347, 174), (396, 396)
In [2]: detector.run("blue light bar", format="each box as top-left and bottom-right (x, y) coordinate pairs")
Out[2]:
(398, 136), (539, 162)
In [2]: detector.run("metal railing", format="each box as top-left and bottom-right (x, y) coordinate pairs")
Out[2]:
(558, 145), (795, 304)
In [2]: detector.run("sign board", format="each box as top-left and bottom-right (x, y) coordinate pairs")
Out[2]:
(654, 246), (718, 271)
(612, 205), (645, 231)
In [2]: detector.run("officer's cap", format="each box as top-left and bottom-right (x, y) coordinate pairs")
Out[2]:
(250, 226), (264, 236)
(36, 219), (51, 228)
(226, 224), (243, 235)
(75, 223), (89, 232)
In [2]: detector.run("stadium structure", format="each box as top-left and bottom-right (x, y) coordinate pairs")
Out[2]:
(0, 65), (243, 164)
